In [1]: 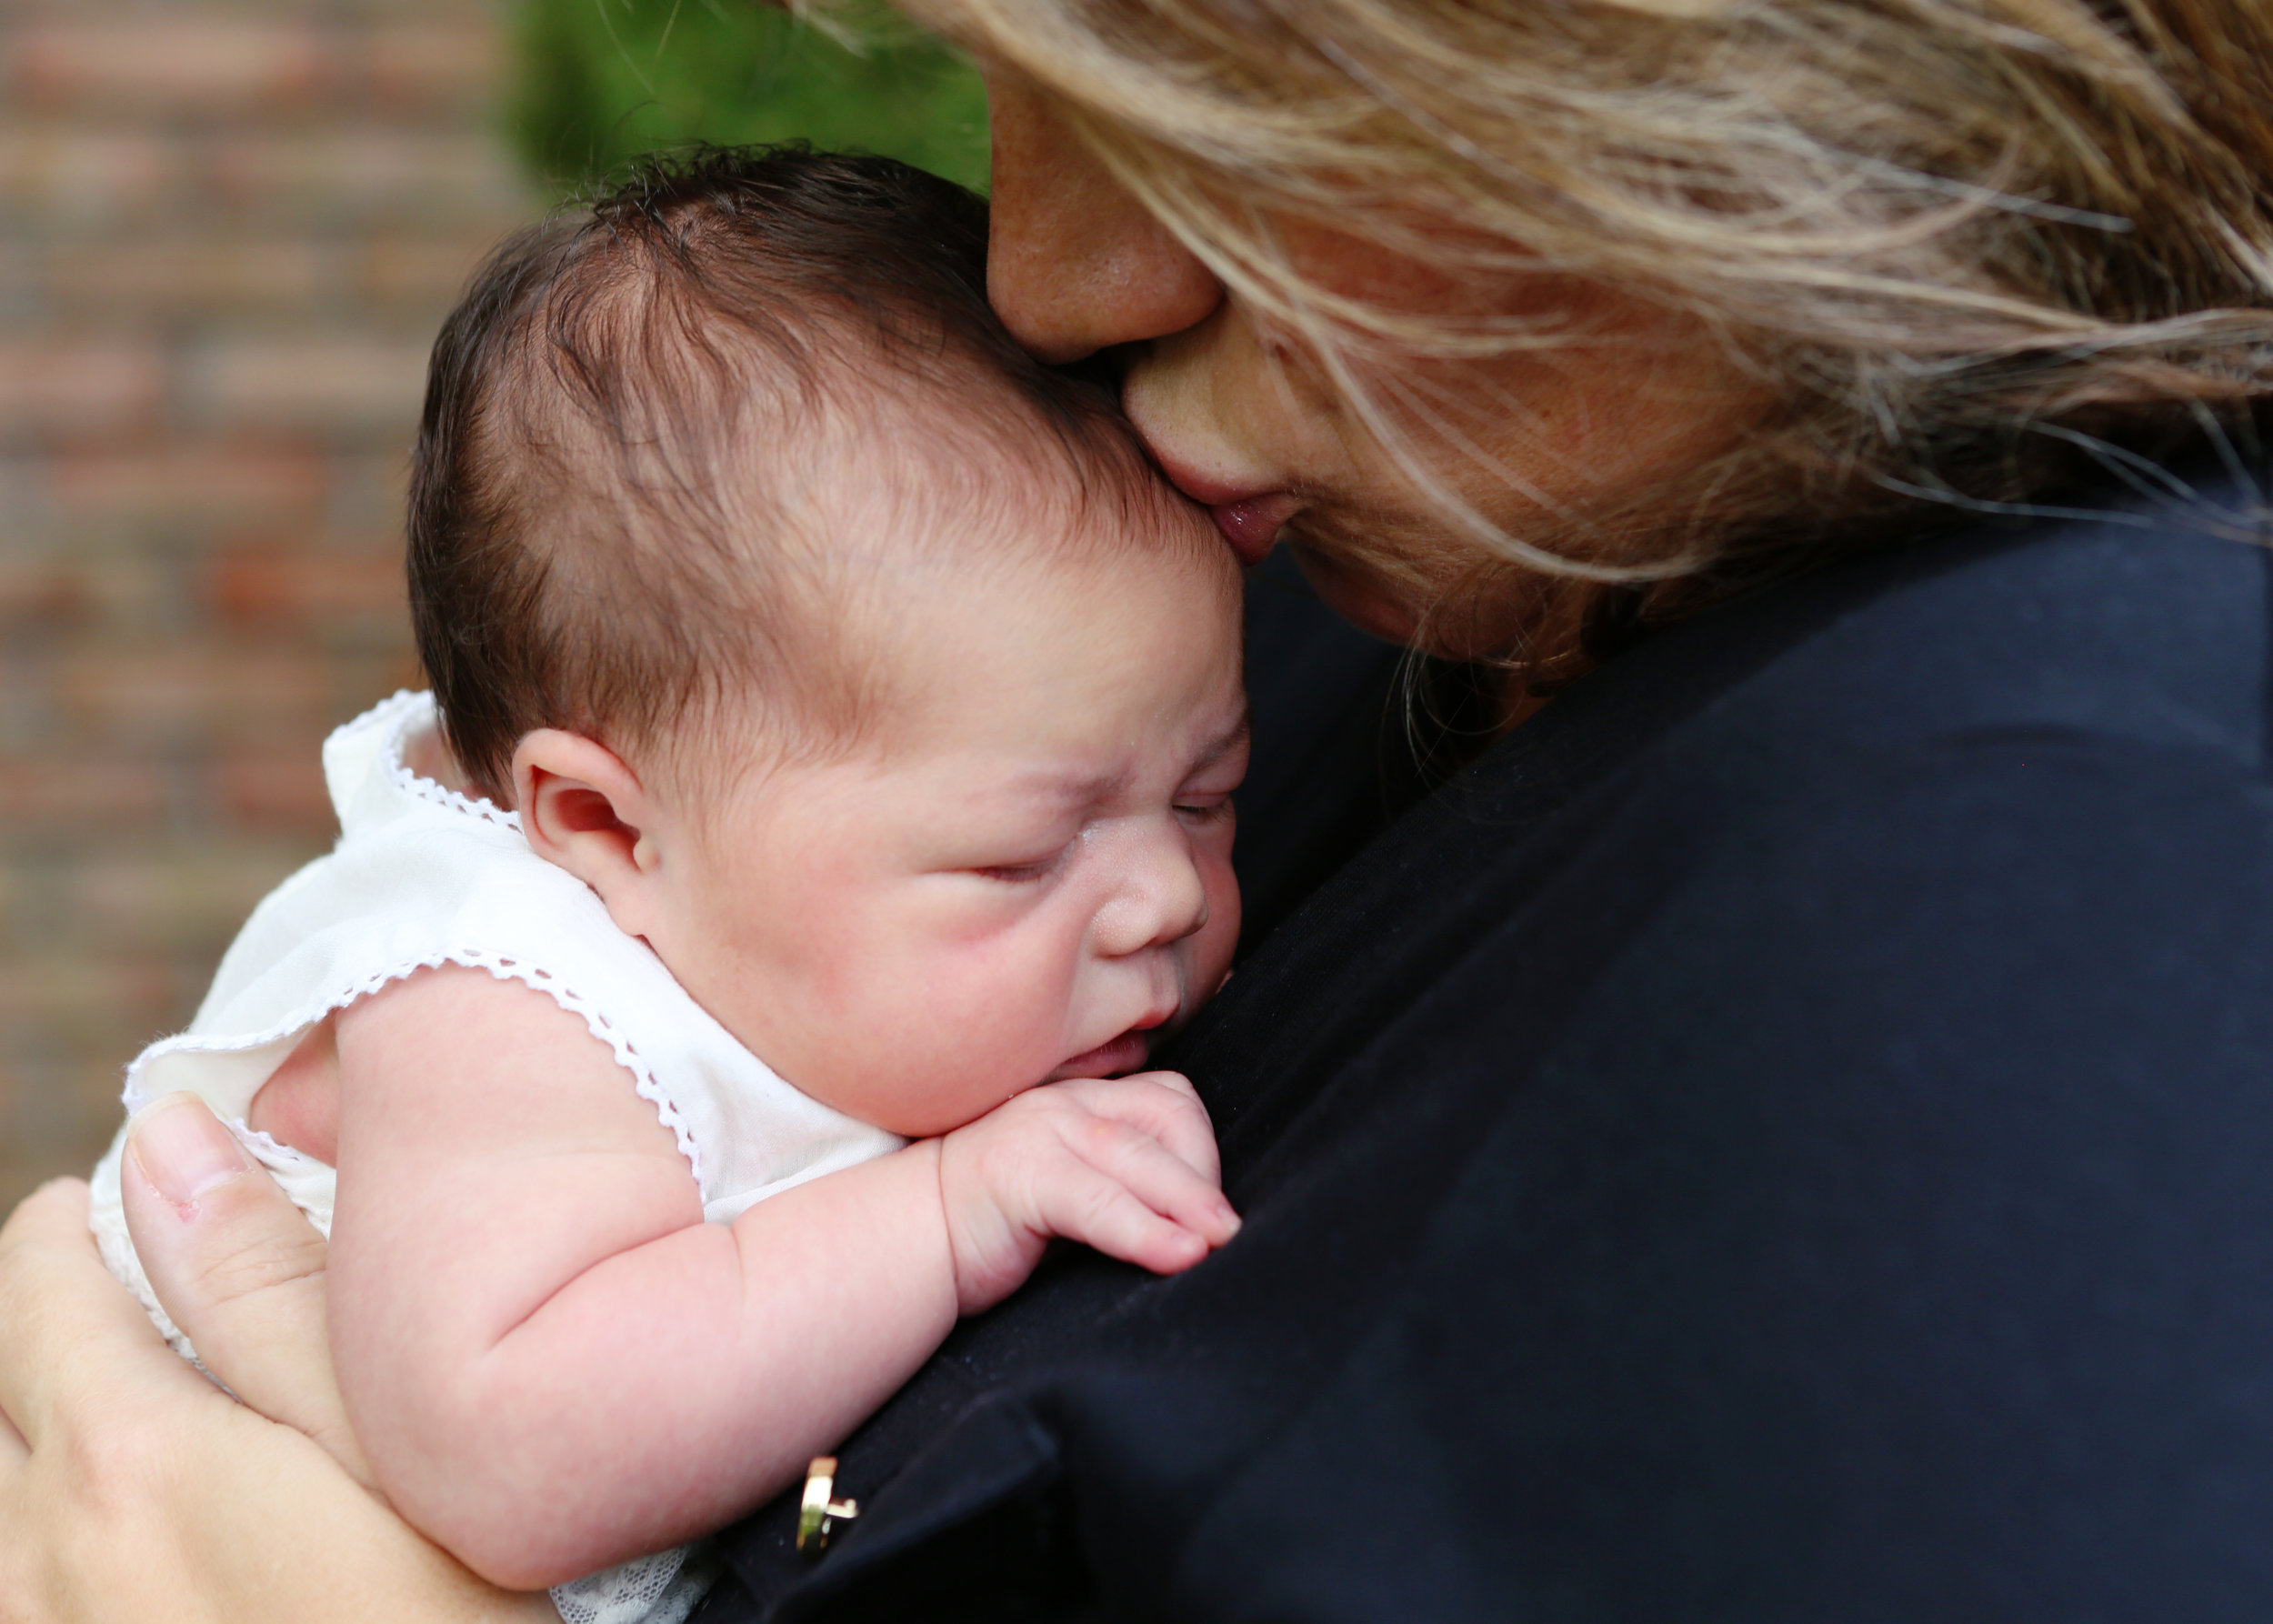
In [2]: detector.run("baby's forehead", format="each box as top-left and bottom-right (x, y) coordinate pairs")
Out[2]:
(776, 360), (1179, 525)
(683, 483), (1243, 796)
(756, 372), (1226, 601)
(842, 479), (1237, 692)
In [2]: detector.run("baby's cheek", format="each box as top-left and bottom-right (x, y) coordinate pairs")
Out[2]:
(1192, 851), (1242, 998)
(876, 934), (1082, 1132)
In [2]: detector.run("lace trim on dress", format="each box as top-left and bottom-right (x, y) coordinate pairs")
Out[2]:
(552, 1542), (717, 1624)
(228, 1119), (304, 1161)
(125, 950), (708, 1194)
(370, 688), (524, 833)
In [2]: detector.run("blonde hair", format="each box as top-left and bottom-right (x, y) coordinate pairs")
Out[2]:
(906, 0), (2273, 674)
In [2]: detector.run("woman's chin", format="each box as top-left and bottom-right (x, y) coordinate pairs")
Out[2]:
(1289, 532), (1538, 665)
(1287, 541), (1422, 647)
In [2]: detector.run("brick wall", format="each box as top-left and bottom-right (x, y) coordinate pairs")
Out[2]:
(0, 0), (531, 1209)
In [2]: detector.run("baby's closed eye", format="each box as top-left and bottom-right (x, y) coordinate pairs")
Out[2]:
(972, 855), (1064, 884)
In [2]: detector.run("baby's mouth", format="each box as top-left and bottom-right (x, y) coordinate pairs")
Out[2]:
(1050, 1026), (1156, 1082)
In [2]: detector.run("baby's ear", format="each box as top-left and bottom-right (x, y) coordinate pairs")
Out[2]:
(512, 730), (667, 934)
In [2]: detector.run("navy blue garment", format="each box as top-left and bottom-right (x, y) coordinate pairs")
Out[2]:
(696, 472), (2273, 1622)
(1217, 548), (1456, 951)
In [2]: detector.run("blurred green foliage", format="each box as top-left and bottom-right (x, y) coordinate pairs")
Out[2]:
(509, 0), (990, 196)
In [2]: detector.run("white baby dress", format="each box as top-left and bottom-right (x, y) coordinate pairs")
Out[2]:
(86, 689), (905, 1624)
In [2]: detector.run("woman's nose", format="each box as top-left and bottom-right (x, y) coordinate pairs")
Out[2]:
(986, 70), (1224, 365)
(1093, 827), (1211, 958)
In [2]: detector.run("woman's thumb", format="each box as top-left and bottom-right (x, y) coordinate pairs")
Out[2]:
(121, 1093), (370, 1484)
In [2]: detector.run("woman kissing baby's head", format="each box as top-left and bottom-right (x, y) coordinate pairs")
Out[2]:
(406, 147), (1247, 1135)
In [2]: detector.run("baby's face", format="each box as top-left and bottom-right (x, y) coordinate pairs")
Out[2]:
(643, 526), (1247, 1138)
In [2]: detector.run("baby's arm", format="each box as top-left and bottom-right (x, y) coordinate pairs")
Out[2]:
(327, 964), (1234, 1590)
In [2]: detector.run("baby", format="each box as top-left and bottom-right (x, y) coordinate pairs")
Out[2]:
(88, 147), (1247, 1623)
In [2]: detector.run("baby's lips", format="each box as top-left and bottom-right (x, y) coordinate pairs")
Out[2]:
(1052, 1027), (1151, 1080)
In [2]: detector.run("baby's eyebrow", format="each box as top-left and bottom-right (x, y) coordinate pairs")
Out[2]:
(1191, 707), (1254, 771)
(1005, 767), (1131, 812)
(1004, 709), (1251, 811)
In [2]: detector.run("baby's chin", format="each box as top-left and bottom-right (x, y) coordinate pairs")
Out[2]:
(1046, 1026), (1154, 1082)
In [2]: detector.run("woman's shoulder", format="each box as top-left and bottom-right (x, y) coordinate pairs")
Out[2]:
(1497, 474), (2271, 873)
(1197, 482), (2273, 1109)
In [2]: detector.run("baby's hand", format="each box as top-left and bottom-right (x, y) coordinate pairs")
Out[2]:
(936, 1070), (1240, 1315)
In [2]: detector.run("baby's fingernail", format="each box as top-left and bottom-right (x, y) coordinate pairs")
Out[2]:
(128, 1093), (250, 1208)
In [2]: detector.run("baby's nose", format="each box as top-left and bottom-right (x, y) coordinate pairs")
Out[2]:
(1095, 828), (1209, 957)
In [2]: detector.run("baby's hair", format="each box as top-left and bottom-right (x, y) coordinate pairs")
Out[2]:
(409, 145), (1166, 805)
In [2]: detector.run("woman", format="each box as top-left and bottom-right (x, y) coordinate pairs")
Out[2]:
(7, 0), (2273, 1614)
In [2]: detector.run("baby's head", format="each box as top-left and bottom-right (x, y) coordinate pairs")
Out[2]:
(409, 148), (1246, 1135)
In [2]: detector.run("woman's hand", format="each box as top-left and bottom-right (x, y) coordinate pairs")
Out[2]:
(0, 1095), (553, 1623)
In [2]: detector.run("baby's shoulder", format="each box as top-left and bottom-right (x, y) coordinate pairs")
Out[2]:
(186, 690), (625, 1061)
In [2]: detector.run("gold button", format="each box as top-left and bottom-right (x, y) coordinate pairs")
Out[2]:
(796, 1455), (860, 1557)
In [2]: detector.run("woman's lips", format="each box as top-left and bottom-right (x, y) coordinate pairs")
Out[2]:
(1147, 456), (1299, 566)
(1208, 493), (1301, 566)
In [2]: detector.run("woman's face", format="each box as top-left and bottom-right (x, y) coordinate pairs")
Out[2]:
(986, 73), (1764, 658)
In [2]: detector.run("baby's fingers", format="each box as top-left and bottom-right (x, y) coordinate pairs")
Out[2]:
(1060, 1114), (1240, 1251)
(1059, 1070), (1223, 1187)
(1036, 1159), (1215, 1276)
